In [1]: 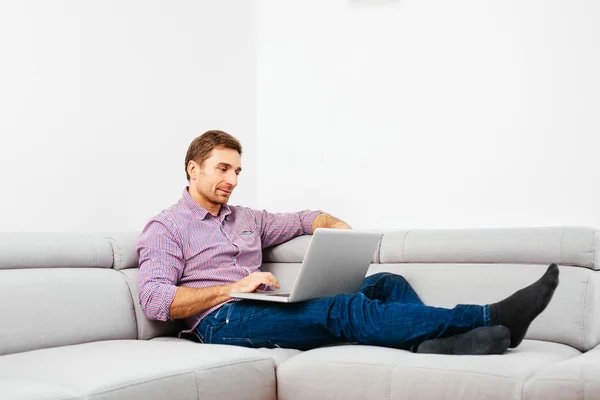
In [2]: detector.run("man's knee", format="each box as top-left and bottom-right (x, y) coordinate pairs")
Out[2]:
(364, 272), (405, 285)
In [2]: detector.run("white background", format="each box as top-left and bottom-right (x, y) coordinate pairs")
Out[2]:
(0, 0), (257, 232)
(2, 1), (599, 232)
(257, 0), (600, 229)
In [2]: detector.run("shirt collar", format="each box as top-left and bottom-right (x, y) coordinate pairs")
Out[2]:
(182, 186), (232, 220)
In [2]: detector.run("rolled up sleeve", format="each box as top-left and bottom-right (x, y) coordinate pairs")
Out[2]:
(136, 220), (184, 321)
(252, 208), (323, 249)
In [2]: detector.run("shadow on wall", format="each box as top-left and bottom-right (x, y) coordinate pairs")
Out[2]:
(349, 0), (401, 7)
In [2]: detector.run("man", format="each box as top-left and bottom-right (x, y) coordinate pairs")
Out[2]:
(137, 130), (559, 355)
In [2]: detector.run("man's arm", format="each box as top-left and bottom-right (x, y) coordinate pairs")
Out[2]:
(311, 213), (352, 232)
(169, 272), (280, 319)
(169, 286), (231, 320)
(252, 208), (322, 248)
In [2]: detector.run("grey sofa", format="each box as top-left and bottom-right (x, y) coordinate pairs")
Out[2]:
(1, 227), (600, 399)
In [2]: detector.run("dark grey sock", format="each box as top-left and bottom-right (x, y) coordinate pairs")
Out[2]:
(490, 263), (560, 348)
(417, 326), (510, 355)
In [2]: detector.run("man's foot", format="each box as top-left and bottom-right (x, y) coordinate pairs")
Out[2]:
(490, 263), (560, 348)
(417, 326), (510, 355)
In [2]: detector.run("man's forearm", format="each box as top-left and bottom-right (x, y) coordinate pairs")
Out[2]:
(311, 213), (352, 232)
(169, 285), (233, 320)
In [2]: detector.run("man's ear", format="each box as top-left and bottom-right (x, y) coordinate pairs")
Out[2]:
(187, 160), (199, 180)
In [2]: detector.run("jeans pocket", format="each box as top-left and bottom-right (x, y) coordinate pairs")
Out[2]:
(221, 337), (277, 349)
(196, 324), (213, 343)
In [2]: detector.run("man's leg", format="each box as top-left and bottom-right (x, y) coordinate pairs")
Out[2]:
(416, 259), (559, 354)
(359, 272), (511, 355)
(360, 272), (424, 305)
(196, 264), (558, 351)
(196, 292), (489, 351)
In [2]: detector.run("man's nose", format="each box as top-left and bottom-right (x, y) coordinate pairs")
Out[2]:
(225, 171), (238, 187)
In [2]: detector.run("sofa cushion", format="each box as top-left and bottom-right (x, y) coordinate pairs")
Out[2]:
(119, 268), (185, 339)
(276, 340), (580, 400)
(106, 232), (140, 271)
(0, 268), (137, 356)
(150, 336), (303, 367)
(379, 227), (600, 269)
(524, 344), (600, 400)
(0, 340), (276, 400)
(0, 233), (113, 270)
(0, 380), (80, 400)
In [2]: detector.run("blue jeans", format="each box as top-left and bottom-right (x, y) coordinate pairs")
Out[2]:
(195, 272), (490, 351)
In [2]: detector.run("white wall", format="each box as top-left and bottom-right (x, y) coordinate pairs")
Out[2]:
(257, 0), (600, 229)
(0, 0), (257, 232)
(4, 1), (599, 232)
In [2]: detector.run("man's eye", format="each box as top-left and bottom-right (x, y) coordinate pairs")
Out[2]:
(218, 168), (226, 172)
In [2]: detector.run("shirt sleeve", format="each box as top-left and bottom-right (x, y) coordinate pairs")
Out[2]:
(251, 208), (323, 249)
(136, 219), (184, 322)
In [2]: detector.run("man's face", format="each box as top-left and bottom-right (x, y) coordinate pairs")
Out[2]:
(189, 146), (242, 208)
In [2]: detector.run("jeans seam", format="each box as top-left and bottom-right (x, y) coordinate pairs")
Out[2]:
(205, 325), (214, 343)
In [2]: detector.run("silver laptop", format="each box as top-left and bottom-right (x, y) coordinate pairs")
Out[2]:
(230, 228), (383, 303)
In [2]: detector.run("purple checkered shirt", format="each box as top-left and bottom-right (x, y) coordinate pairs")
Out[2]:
(136, 187), (321, 336)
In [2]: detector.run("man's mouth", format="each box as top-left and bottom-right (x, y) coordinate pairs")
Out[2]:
(218, 189), (231, 195)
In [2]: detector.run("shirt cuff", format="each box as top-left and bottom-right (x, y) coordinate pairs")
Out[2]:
(160, 284), (179, 322)
(302, 210), (323, 235)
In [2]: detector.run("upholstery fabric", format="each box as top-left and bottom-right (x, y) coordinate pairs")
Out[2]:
(0, 380), (80, 400)
(0, 268), (137, 356)
(524, 344), (600, 400)
(379, 227), (600, 269)
(0, 340), (276, 400)
(106, 232), (140, 271)
(276, 340), (580, 400)
(149, 336), (303, 367)
(120, 268), (185, 339)
(0, 233), (113, 270)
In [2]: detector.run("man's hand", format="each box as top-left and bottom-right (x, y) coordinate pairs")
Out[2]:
(229, 272), (281, 294)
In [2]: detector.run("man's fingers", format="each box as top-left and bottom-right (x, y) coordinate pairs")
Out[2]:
(267, 274), (280, 288)
(265, 277), (280, 288)
(241, 272), (280, 290)
(261, 275), (280, 289)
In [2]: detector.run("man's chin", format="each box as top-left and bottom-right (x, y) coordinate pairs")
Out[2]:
(213, 195), (230, 204)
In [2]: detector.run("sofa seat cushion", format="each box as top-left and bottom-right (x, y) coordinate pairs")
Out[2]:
(150, 336), (302, 367)
(276, 340), (580, 400)
(0, 380), (80, 400)
(524, 344), (600, 400)
(0, 340), (276, 400)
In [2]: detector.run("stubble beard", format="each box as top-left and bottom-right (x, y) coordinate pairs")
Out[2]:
(211, 189), (230, 205)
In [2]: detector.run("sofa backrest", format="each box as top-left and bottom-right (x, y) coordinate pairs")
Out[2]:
(2, 226), (598, 356)
(0, 233), (137, 356)
(106, 232), (186, 340)
(262, 226), (600, 352)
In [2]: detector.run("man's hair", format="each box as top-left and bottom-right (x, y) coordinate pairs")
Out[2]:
(185, 130), (242, 181)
